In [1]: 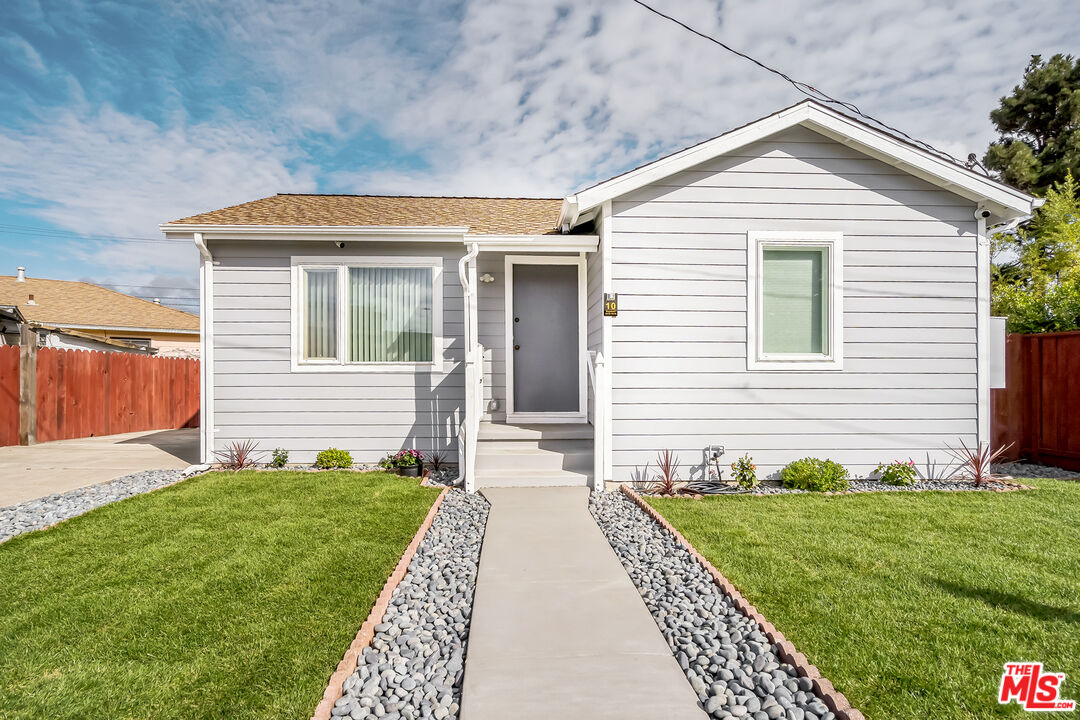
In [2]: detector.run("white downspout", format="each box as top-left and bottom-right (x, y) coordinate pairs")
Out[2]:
(194, 232), (214, 464)
(458, 243), (480, 491)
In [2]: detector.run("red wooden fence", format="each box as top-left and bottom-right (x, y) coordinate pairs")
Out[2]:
(992, 331), (1080, 471)
(0, 347), (199, 447)
(0, 345), (18, 446)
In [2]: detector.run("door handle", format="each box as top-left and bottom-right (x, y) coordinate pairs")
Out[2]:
(514, 344), (520, 350)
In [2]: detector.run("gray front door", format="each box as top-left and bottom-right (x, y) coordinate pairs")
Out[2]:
(512, 263), (579, 413)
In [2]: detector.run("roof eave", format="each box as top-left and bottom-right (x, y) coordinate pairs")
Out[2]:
(160, 224), (472, 242)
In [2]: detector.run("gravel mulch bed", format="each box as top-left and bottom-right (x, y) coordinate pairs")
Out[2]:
(993, 461), (1080, 480)
(591, 491), (838, 720)
(0, 469), (185, 544)
(332, 490), (488, 720)
(639, 477), (1024, 498)
(747, 478), (1017, 495)
(422, 467), (460, 488)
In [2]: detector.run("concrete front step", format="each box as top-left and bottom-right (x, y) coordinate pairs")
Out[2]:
(474, 469), (592, 489)
(475, 447), (593, 473)
(478, 422), (593, 442)
(475, 422), (595, 489)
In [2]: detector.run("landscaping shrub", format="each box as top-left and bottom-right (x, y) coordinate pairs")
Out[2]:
(875, 459), (918, 486)
(780, 457), (850, 492)
(271, 448), (289, 468)
(945, 439), (1013, 487)
(650, 449), (681, 496)
(730, 453), (758, 489)
(315, 448), (353, 469)
(213, 440), (261, 471)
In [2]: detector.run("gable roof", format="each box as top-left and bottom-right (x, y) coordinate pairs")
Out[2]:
(0, 275), (199, 334)
(560, 100), (1041, 228)
(166, 194), (563, 235)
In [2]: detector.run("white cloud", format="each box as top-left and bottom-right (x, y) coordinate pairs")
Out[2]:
(191, 0), (1077, 198)
(2, 0), (1078, 287)
(0, 104), (318, 276)
(0, 33), (47, 75)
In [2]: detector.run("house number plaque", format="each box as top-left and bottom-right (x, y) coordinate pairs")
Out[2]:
(604, 293), (618, 317)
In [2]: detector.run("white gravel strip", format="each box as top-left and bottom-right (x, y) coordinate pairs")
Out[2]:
(0, 469), (186, 543)
(993, 461), (1079, 480)
(332, 490), (488, 720)
(592, 491), (836, 720)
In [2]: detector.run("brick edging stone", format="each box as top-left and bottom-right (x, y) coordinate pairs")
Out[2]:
(619, 484), (866, 720)
(311, 486), (449, 720)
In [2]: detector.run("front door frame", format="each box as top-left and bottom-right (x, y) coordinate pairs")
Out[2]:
(504, 254), (588, 424)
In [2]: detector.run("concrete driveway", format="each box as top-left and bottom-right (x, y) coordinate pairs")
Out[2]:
(0, 428), (199, 506)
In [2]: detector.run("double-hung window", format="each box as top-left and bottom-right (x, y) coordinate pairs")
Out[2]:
(293, 256), (443, 371)
(747, 231), (843, 370)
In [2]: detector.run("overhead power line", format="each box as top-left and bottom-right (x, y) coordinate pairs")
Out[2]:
(0, 223), (191, 245)
(628, 0), (982, 172)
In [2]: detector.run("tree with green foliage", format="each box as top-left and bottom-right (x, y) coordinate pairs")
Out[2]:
(992, 173), (1080, 332)
(983, 54), (1080, 194)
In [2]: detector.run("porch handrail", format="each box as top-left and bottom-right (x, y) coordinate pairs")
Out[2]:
(586, 349), (606, 492)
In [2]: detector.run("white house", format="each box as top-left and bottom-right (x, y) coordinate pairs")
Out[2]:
(161, 100), (1038, 490)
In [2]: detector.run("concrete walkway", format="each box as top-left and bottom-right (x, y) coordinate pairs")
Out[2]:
(0, 428), (198, 506)
(460, 487), (705, 720)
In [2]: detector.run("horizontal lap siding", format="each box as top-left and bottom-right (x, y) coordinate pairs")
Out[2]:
(609, 126), (979, 480)
(210, 240), (464, 463)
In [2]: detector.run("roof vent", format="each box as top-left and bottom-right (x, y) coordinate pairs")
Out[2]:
(26, 293), (36, 306)
(16, 267), (25, 282)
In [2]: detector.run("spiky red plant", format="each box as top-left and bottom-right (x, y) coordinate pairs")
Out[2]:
(428, 452), (445, 471)
(650, 449), (681, 496)
(944, 439), (1013, 487)
(213, 439), (261, 471)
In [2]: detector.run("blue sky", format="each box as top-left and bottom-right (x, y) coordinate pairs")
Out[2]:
(1, 0), (1077, 313)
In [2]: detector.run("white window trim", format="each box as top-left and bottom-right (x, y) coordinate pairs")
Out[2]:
(746, 231), (843, 371)
(290, 255), (443, 373)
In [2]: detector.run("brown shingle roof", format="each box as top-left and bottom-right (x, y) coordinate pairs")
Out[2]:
(0, 275), (199, 333)
(167, 194), (564, 235)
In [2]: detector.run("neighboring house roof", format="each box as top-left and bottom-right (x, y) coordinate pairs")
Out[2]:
(560, 99), (1041, 229)
(0, 275), (199, 334)
(168, 195), (563, 235)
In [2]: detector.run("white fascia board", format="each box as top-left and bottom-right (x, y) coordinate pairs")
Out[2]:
(801, 106), (1038, 220)
(569, 101), (1039, 224)
(159, 224), (470, 242)
(466, 234), (599, 252)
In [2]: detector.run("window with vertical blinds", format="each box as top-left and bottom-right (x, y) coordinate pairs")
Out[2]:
(761, 247), (828, 355)
(298, 261), (439, 367)
(303, 269), (338, 360)
(347, 267), (433, 362)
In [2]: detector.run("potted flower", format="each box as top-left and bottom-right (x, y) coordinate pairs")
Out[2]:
(392, 449), (424, 477)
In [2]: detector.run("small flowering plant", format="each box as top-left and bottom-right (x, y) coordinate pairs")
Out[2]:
(730, 453), (758, 489)
(392, 449), (424, 468)
(875, 459), (918, 486)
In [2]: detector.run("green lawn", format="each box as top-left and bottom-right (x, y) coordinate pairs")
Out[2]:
(0, 470), (441, 720)
(647, 480), (1080, 720)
